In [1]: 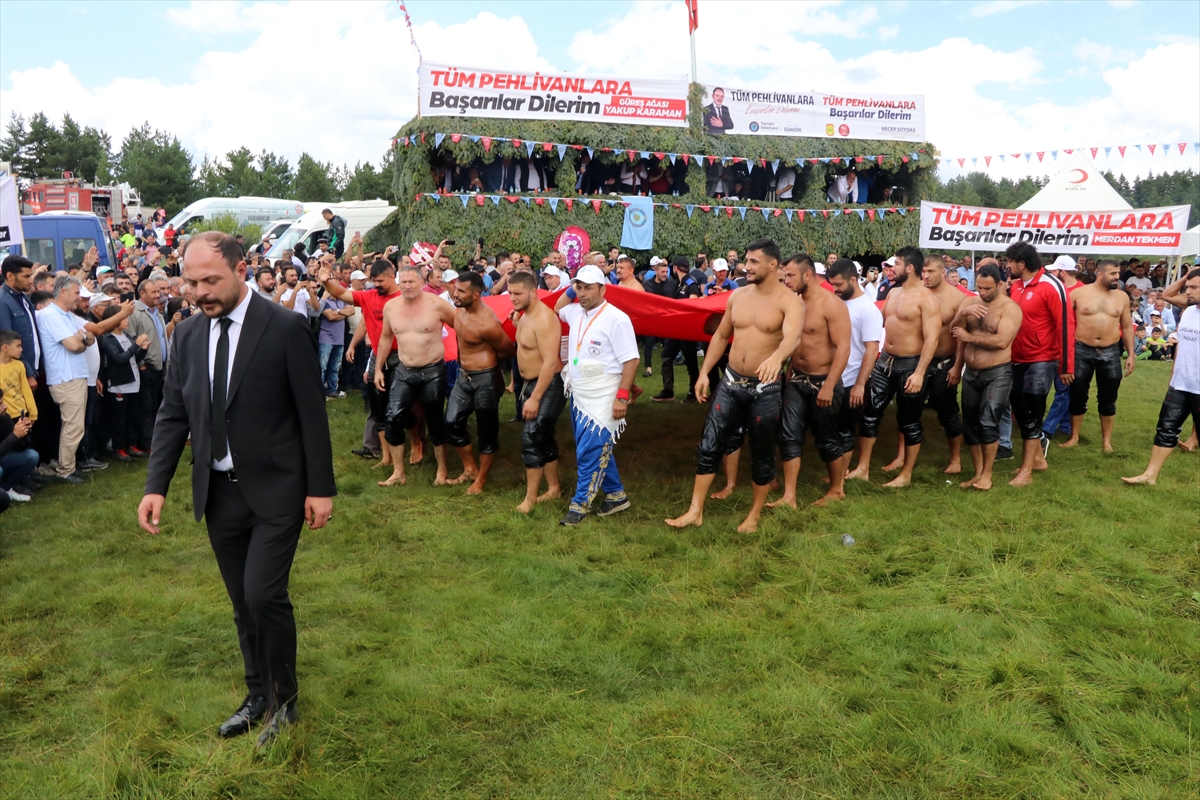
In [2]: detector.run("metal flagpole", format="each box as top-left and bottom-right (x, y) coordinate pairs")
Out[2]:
(687, 0), (698, 83)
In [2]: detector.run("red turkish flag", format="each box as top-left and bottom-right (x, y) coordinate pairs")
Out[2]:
(592, 200), (601, 214)
(686, 0), (699, 34)
(564, 198), (574, 211)
(451, 134), (461, 143)
(475, 195), (484, 206)
(481, 136), (492, 152)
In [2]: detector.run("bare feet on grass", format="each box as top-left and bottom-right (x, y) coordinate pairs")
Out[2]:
(378, 469), (406, 487)
(710, 483), (736, 500)
(409, 441), (424, 464)
(765, 495), (796, 510)
(882, 456), (905, 472)
(881, 474), (911, 489)
(942, 460), (961, 475)
(536, 488), (561, 503)
(665, 507), (704, 528)
(736, 510), (762, 533)
(811, 489), (844, 507)
(845, 465), (870, 482)
(1009, 469), (1033, 487)
(1058, 437), (1079, 448)
(447, 471), (477, 486)
(1120, 473), (1156, 485)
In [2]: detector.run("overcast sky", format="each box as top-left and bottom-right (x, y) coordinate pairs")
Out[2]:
(1, 0), (1197, 181)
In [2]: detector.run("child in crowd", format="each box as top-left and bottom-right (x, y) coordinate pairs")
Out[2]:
(1133, 326), (1148, 359)
(98, 304), (150, 462)
(30, 291), (53, 310)
(0, 330), (37, 422)
(1145, 327), (1169, 360)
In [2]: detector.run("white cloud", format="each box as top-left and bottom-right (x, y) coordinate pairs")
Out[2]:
(971, 1), (1045, 17)
(1108, 0), (1137, 8)
(0, 1), (547, 173)
(878, 25), (900, 41)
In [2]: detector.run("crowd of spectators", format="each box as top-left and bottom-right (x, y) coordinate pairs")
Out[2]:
(430, 152), (907, 205)
(2, 204), (1194, 515)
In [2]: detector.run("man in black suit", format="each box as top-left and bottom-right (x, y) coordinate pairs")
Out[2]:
(137, 231), (336, 748)
(703, 87), (734, 135)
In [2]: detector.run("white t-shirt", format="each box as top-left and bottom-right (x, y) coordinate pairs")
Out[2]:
(1169, 305), (1199, 394)
(1126, 276), (1153, 292)
(842, 293), (884, 388)
(85, 330), (101, 387)
(775, 167), (796, 200)
(558, 301), (639, 381)
(280, 287), (311, 316)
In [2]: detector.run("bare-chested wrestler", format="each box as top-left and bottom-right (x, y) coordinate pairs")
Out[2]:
(950, 263), (1023, 490)
(444, 271), (515, 494)
(666, 238), (803, 533)
(1061, 259), (1135, 452)
(373, 265), (458, 487)
(769, 254), (851, 509)
(845, 246), (941, 487)
(509, 271), (567, 513)
(614, 256), (645, 292)
(883, 254), (968, 474)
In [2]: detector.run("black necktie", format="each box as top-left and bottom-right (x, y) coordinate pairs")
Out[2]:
(211, 318), (232, 463)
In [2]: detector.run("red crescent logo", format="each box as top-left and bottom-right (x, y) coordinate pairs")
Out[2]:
(1069, 169), (1088, 184)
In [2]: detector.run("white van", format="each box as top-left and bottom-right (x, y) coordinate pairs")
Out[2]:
(161, 197), (309, 243)
(266, 200), (396, 264)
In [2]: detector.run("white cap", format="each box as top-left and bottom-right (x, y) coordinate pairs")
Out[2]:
(712, 258), (729, 273)
(649, 256), (663, 266)
(883, 256), (897, 267)
(1050, 255), (1077, 271)
(79, 285), (97, 299)
(442, 270), (459, 283)
(96, 266), (114, 274)
(815, 262), (827, 275)
(349, 270), (367, 280)
(574, 264), (607, 285)
(542, 266), (564, 278)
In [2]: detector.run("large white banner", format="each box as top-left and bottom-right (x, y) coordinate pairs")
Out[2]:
(421, 63), (689, 128)
(701, 85), (925, 142)
(0, 174), (24, 249)
(919, 200), (1192, 255)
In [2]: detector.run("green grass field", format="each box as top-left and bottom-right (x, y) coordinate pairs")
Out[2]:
(2, 361), (1198, 799)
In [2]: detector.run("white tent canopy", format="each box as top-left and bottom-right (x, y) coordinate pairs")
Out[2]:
(1181, 225), (1198, 258)
(1018, 150), (1132, 212)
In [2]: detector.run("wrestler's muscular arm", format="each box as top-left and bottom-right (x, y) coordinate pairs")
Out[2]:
(819, 301), (851, 407)
(905, 294), (942, 394)
(373, 310), (395, 390)
(694, 294), (736, 403)
(479, 311), (516, 360)
(1118, 292), (1136, 377)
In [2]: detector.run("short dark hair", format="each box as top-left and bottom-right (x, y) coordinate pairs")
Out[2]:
(1004, 242), (1041, 273)
(1097, 259), (1118, 271)
(102, 303), (126, 321)
(976, 264), (1003, 284)
(30, 290), (53, 306)
(508, 271), (537, 290)
(897, 246), (924, 270)
(255, 267), (273, 281)
(827, 258), (859, 281)
(0, 329), (21, 347)
(281, 265), (298, 279)
(783, 253), (815, 274)
(1187, 268), (1200, 281)
(2, 255), (33, 278)
(181, 231), (243, 271)
(746, 238), (781, 264)
(369, 258), (395, 279)
(137, 280), (157, 298)
(671, 256), (691, 271)
(459, 271), (484, 293)
(321, 208), (333, 215)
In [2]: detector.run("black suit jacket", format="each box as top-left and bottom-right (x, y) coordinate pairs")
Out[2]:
(703, 103), (734, 135)
(145, 291), (336, 521)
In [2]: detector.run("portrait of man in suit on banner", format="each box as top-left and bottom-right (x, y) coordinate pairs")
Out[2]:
(703, 87), (734, 135)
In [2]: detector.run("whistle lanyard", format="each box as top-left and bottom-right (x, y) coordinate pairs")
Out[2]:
(572, 302), (608, 367)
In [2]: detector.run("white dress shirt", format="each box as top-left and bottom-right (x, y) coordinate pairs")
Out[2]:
(208, 289), (252, 471)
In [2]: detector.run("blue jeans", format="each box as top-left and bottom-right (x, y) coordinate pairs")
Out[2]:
(318, 343), (344, 396)
(0, 447), (39, 490)
(1042, 376), (1073, 436)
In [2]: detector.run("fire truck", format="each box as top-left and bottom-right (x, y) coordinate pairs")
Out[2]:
(20, 173), (138, 226)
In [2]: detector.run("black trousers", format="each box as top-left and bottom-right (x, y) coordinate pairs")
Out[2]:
(1069, 342), (1123, 417)
(205, 471), (304, 710)
(780, 371), (846, 464)
(138, 365), (164, 450)
(385, 361), (446, 447)
(695, 368), (781, 485)
(101, 390), (140, 452)
(1011, 361), (1056, 441)
(859, 353), (929, 445)
(1153, 388), (1200, 448)
(925, 355), (964, 438)
(661, 339), (698, 397)
(961, 364), (1013, 446)
(445, 366), (502, 453)
(519, 374), (566, 468)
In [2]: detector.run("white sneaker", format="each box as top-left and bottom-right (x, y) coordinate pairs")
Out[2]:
(7, 488), (31, 502)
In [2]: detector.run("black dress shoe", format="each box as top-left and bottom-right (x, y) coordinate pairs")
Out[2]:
(218, 694), (268, 738)
(256, 703), (298, 748)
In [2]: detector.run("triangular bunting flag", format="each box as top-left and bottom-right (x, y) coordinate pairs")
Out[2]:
(403, 136), (410, 147)
(686, 205), (695, 218)
(481, 136), (492, 152)
(1037, 152), (1045, 162)
(999, 155), (1006, 163)
(556, 144), (567, 160)
(468, 135), (480, 143)
(1063, 148), (1073, 154)
(451, 134), (461, 143)
(520, 197), (531, 206)
(419, 132), (425, 144)
(972, 157), (978, 166)
(773, 208), (782, 217)
(699, 205), (711, 212)
(654, 152), (666, 160)
(706, 155), (717, 165)
(1104, 147), (1111, 158)
(843, 209), (853, 216)
(1148, 144), (1156, 155)
(586, 147), (594, 158)
(1090, 148), (1099, 158)
(1135, 145), (1142, 152)
(821, 210), (829, 219)
(785, 209), (794, 222)
(512, 138), (522, 148)
(548, 198), (558, 213)
(564, 198), (573, 211)
(1180, 143), (1188, 155)
(1118, 146), (1126, 157)
(819, 158), (831, 164)
(855, 156), (864, 164)
(641, 151), (651, 160)
(430, 194), (440, 202)
(489, 195), (500, 206)
(459, 195), (469, 207)
(867, 209), (876, 221)
(475, 194), (484, 206)
(898, 207), (907, 216)
(505, 196), (518, 203)
(985, 156), (992, 166)
(628, 150), (638, 162)
(542, 142), (552, 153)
(878, 208), (886, 219)
(1022, 153), (1030, 162)
(726, 207), (735, 218)
(772, 159), (780, 173)
(854, 209), (865, 221)
(761, 208), (770, 221)
(957, 158), (965, 168)
(592, 200), (601, 214)
(525, 140), (536, 157)
(876, 155), (884, 164)
(1011, 153), (1021, 159)
(679, 154), (689, 164)
(1162, 144), (1171, 155)
(1051, 150), (1058, 160)
(668, 153), (677, 164)
(534, 197), (544, 206)
(911, 153), (919, 161)
(605, 200), (617, 207)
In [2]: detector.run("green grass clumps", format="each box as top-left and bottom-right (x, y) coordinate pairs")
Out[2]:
(2, 362), (1197, 798)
